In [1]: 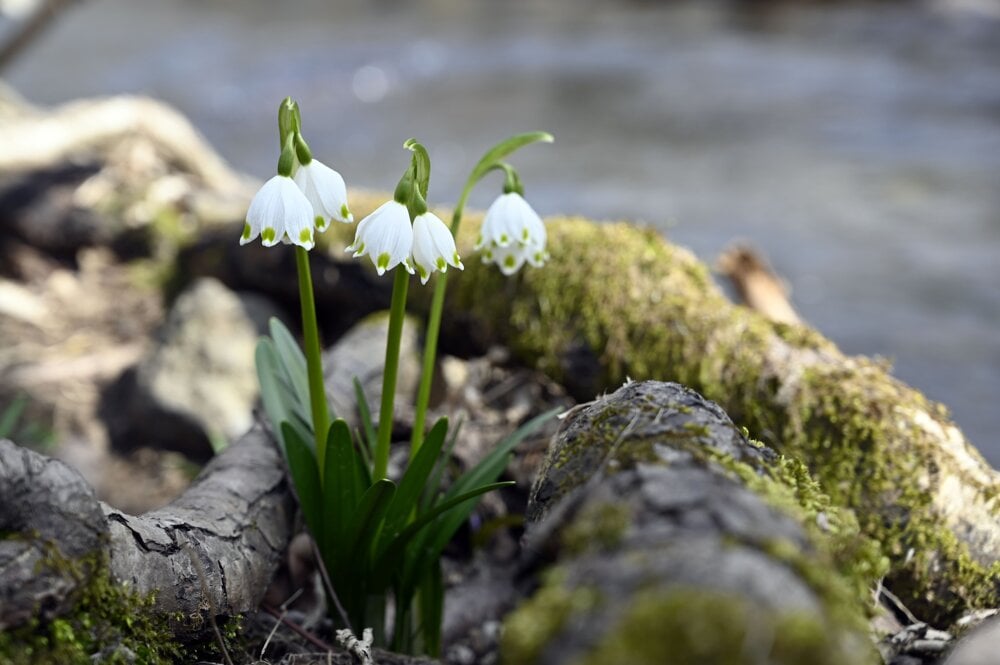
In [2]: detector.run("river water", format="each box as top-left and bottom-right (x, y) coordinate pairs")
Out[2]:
(6, 0), (1000, 464)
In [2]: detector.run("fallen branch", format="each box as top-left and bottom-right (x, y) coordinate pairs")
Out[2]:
(0, 422), (295, 640)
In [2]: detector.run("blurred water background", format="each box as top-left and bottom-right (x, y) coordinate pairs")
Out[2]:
(5, 0), (999, 464)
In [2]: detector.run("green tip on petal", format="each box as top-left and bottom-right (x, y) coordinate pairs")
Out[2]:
(522, 228), (530, 241)
(504, 255), (516, 269)
(435, 257), (446, 270)
(315, 215), (325, 229)
(241, 222), (252, 240)
(262, 227), (277, 243)
(377, 252), (391, 270)
(417, 264), (428, 280)
(299, 228), (313, 244)
(340, 203), (351, 220)
(500, 233), (509, 244)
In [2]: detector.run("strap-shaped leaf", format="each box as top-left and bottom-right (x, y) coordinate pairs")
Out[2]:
(281, 421), (324, 546)
(343, 479), (396, 573)
(256, 339), (292, 444)
(372, 481), (513, 587)
(322, 419), (360, 565)
(447, 407), (560, 501)
(353, 377), (378, 463)
(269, 317), (312, 415)
(421, 415), (463, 512)
(378, 417), (449, 556)
(417, 561), (444, 656)
(470, 132), (554, 183)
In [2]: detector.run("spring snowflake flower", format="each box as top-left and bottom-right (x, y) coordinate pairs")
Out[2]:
(346, 200), (415, 275)
(476, 192), (548, 274)
(294, 159), (353, 232)
(411, 212), (463, 284)
(241, 174), (316, 249)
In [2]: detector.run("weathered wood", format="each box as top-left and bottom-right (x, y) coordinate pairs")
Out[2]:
(0, 437), (108, 631)
(0, 423), (295, 639)
(503, 380), (878, 665)
(435, 217), (1000, 626)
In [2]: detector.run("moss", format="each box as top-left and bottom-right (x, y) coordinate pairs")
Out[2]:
(435, 216), (999, 625)
(576, 588), (872, 665)
(707, 447), (888, 622)
(0, 550), (185, 665)
(559, 501), (631, 556)
(501, 569), (601, 665)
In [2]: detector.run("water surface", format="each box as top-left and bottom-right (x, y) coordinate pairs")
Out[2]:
(8, 0), (1000, 463)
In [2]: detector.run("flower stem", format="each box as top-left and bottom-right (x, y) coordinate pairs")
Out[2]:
(410, 184), (473, 456)
(295, 246), (330, 472)
(374, 268), (411, 480)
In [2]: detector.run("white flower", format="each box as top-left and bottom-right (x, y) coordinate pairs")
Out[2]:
(475, 192), (546, 250)
(241, 175), (316, 249)
(476, 193), (548, 274)
(411, 212), (463, 284)
(346, 201), (415, 275)
(293, 159), (353, 232)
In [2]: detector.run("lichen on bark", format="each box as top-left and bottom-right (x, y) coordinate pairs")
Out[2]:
(503, 381), (880, 665)
(425, 215), (1000, 626)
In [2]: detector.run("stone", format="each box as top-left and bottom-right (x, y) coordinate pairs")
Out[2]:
(101, 277), (281, 459)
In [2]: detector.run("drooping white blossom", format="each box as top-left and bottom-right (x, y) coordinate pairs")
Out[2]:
(293, 159), (353, 232)
(241, 174), (316, 249)
(346, 200), (415, 275)
(411, 212), (463, 284)
(476, 192), (548, 274)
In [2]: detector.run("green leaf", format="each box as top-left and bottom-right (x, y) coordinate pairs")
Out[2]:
(344, 479), (396, 570)
(281, 422), (324, 546)
(417, 561), (444, 656)
(447, 406), (560, 501)
(421, 415), (463, 512)
(470, 132), (553, 182)
(378, 417), (449, 556)
(398, 408), (559, 592)
(268, 317), (312, 415)
(322, 419), (360, 564)
(372, 481), (513, 587)
(256, 339), (291, 444)
(353, 377), (378, 463)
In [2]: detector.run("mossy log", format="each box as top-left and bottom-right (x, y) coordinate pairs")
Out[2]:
(0, 424), (294, 649)
(305, 196), (1000, 626)
(503, 380), (880, 665)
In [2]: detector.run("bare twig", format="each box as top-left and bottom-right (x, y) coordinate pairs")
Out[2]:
(261, 603), (335, 653)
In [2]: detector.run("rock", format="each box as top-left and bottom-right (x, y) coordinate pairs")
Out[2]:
(101, 277), (282, 459)
(944, 617), (1000, 665)
(322, 311), (422, 434)
(503, 380), (881, 665)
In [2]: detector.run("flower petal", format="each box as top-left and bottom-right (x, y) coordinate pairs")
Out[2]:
(243, 175), (310, 247)
(349, 200), (413, 275)
(294, 159), (352, 231)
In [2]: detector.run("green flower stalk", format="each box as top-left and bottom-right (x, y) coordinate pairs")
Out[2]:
(241, 97), (351, 467)
(411, 132), (553, 454)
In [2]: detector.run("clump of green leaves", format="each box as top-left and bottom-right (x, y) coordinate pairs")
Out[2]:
(257, 319), (555, 653)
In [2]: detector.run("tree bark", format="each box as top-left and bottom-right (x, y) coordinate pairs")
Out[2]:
(0, 423), (295, 640)
(503, 380), (877, 665)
